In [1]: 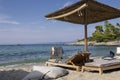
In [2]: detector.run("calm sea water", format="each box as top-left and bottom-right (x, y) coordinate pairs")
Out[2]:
(0, 44), (118, 66)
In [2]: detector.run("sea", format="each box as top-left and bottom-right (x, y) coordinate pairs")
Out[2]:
(0, 43), (118, 66)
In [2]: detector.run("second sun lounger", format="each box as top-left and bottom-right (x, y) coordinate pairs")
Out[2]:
(82, 59), (120, 75)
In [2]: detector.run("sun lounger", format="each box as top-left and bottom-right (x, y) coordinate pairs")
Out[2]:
(82, 59), (120, 75)
(46, 52), (91, 71)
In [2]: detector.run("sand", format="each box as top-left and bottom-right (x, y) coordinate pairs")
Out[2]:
(0, 63), (120, 80)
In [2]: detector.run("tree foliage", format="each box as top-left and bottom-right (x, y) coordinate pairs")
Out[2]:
(90, 21), (120, 42)
(92, 25), (104, 42)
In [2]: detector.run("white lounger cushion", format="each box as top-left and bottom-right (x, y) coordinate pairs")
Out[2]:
(85, 59), (120, 67)
(22, 71), (44, 80)
(22, 66), (68, 80)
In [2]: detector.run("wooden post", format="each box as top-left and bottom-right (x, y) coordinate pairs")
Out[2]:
(84, 5), (88, 52)
(99, 68), (103, 75)
(84, 24), (88, 52)
(81, 66), (85, 72)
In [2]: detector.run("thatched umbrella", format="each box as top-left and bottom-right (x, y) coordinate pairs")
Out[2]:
(45, 0), (120, 52)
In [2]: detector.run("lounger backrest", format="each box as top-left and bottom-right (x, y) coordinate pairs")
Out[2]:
(71, 53), (84, 64)
(65, 53), (84, 65)
(65, 54), (76, 64)
(81, 53), (91, 62)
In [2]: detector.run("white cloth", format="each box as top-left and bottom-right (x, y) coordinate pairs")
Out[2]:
(22, 66), (68, 80)
(116, 47), (120, 54)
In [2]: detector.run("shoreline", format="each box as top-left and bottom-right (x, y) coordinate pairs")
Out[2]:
(66, 41), (120, 46)
(0, 62), (45, 70)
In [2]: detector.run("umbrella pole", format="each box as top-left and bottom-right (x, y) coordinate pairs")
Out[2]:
(84, 6), (88, 52)
(84, 24), (88, 52)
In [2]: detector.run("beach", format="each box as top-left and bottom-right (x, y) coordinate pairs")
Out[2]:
(0, 44), (119, 80)
(0, 62), (120, 80)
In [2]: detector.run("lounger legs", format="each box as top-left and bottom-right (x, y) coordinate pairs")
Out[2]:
(82, 66), (103, 75)
(76, 67), (81, 72)
(81, 66), (85, 72)
(99, 68), (103, 75)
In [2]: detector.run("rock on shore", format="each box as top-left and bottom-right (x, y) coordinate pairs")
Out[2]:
(66, 41), (120, 46)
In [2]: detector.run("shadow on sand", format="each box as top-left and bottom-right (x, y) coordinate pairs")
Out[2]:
(0, 69), (29, 80)
(89, 68), (120, 74)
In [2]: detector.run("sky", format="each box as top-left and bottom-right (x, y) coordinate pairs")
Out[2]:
(0, 0), (119, 44)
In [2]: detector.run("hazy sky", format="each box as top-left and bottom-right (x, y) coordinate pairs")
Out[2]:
(0, 0), (119, 44)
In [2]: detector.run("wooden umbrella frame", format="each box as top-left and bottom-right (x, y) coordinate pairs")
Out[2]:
(45, 0), (120, 52)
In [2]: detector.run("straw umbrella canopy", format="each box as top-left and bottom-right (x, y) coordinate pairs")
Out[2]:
(45, 0), (120, 52)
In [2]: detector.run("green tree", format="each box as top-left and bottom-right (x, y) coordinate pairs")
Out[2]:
(116, 23), (120, 40)
(116, 23), (120, 27)
(103, 21), (120, 41)
(90, 21), (120, 42)
(80, 21), (120, 42)
(104, 21), (115, 41)
(92, 25), (104, 42)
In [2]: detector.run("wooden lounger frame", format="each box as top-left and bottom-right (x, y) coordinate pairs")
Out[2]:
(46, 52), (91, 72)
(82, 64), (120, 75)
(46, 61), (81, 71)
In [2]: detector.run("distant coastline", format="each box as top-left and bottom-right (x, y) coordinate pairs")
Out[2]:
(66, 41), (120, 46)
